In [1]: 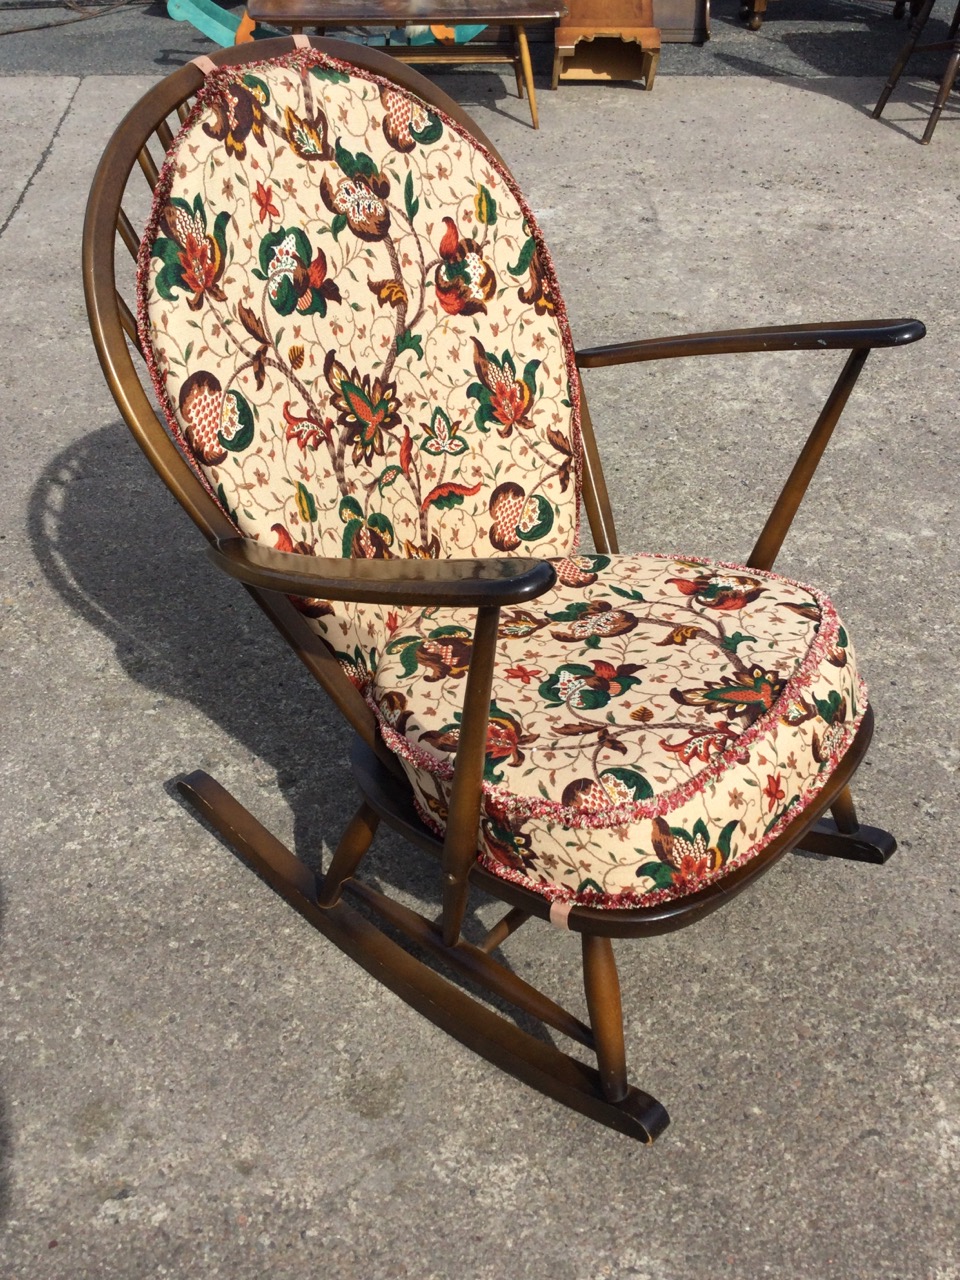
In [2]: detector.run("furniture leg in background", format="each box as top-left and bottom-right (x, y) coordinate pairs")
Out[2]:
(874, 0), (960, 142)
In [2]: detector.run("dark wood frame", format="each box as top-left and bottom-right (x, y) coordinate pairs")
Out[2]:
(83, 36), (924, 1144)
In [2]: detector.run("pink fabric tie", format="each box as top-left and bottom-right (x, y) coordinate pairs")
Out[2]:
(549, 900), (574, 930)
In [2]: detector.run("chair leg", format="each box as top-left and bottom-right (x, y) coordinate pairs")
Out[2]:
(874, 0), (936, 119)
(316, 801), (380, 907)
(178, 769), (670, 1142)
(512, 29), (526, 99)
(740, 0), (767, 31)
(794, 784), (897, 864)
(582, 935), (630, 1104)
(921, 40), (960, 142)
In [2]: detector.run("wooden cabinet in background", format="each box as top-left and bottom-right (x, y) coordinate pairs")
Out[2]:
(552, 0), (707, 85)
(552, 0), (661, 89)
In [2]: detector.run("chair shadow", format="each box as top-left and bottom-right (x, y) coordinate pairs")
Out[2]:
(28, 424), (342, 862)
(28, 425), (562, 1037)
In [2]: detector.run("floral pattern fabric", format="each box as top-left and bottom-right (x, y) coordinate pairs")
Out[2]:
(136, 50), (868, 913)
(138, 50), (582, 647)
(369, 554), (866, 910)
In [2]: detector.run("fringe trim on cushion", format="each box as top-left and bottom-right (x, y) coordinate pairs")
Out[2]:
(479, 700), (867, 911)
(409, 700), (866, 910)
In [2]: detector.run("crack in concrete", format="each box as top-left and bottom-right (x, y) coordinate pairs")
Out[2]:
(0, 75), (81, 244)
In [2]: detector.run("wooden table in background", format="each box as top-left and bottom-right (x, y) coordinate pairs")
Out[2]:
(247, 0), (565, 127)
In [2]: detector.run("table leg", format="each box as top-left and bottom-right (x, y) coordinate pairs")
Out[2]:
(514, 23), (539, 128)
(512, 36), (525, 99)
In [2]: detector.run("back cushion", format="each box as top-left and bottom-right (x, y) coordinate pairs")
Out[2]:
(138, 48), (583, 572)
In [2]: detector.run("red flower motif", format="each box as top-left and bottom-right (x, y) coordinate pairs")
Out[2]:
(667, 571), (765, 611)
(282, 402), (333, 452)
(324, 352), (401, 466)
(159, 200), (227, 312)
(470, 339), (536, 437)
(505, 664), (542, 684)
(253, 181), (279, 224)
(763, 772), (786, 812)
(661, 719), (738, 764)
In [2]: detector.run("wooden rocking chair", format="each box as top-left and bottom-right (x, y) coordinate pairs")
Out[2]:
(83, 37), (924, 1143)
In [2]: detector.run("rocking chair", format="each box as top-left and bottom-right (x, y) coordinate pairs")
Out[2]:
(83, 37), (924, 1143)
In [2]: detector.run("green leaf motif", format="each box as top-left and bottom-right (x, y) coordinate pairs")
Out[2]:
(546, 601), (591, 624)
(334, 139), (358, 178)
(216, 483), (238, 524)
(636, 861), (676, 890)
(310, 66), (350, 84)
(241, 73), (270, 101)
(601, 768), (654, 802)
(367, 512), (394, 542)
(421, 406), (467, 456)
(295, 481), (317, 524)
(507, 237), (536, 277)
(334, 139), (378, 181)
(378, 465), (403, 495)
(404, 171), (419, 223)
(517, 493), (553, 543)
(410, 113), (443, 145)
(341, 519), (361, 558)
(474, 183), (498, 226)
(396, 328), (424, 360)
(814, 690), (844, 724)
(716, 818), (739, 858)
(256, 227), (314, 316)
(721, 631), (756, 653)
(218, 390), (254, 453)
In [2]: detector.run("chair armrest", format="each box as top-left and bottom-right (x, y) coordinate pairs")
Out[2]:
(208, 538), (557, 608)
(575, 318), (925, 368)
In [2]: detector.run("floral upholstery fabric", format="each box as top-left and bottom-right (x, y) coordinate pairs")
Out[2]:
(370, 554), (866, 910)
(138, 48), (581, 664)
(136, 50), (868, 913)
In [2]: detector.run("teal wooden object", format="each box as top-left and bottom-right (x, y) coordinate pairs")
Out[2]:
(166, 0), (261, 43)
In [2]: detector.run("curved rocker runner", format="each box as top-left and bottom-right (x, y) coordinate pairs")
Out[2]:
(83, 36), (923, 1143)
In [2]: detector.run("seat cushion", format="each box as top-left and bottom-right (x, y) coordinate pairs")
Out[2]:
(367, 553), (866, 910)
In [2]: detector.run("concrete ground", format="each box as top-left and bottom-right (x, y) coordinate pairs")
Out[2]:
(1, 2), (958, 1277)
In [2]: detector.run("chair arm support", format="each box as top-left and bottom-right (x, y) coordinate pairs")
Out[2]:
(207, 538), (557, 608)
(575, 318), (925, 368)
